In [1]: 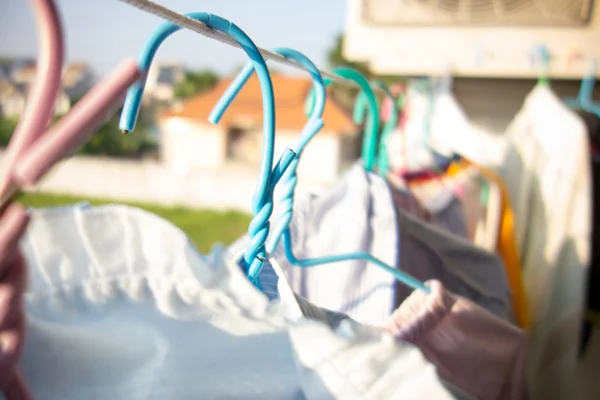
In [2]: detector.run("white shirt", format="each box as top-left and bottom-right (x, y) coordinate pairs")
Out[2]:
(18, 204), (455, 399)
(499, 86), (592, 400)
(423, 84), (592, 400)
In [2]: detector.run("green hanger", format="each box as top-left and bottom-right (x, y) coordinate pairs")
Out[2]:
(305, 68), (379, 171)
(353, 81), (398, 177)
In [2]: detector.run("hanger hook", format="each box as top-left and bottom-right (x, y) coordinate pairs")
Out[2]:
(120, 12), (295, 281)
(305, 68), (379, 171)
(208, 48), (325, 281)
(354, 81), (397, 177)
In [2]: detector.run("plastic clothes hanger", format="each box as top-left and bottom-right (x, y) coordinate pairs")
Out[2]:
(208, 46), (325, 279)
(0, 1), (142, 399)
(353, 81), (398, 177)
(118, 13), (296, 287)
(0, 0), (142, 238)
(1, 62), (142, 210)
(288, 70), (430, 292)
(211, 57), (428, 292)
(563, 58), (600, 117)
(305, 68), (380, 172)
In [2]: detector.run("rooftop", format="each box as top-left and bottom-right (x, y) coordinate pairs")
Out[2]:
(162, 72), (357, 133)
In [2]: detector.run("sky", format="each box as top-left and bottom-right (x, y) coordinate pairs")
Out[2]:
(0, 0), (347, 77)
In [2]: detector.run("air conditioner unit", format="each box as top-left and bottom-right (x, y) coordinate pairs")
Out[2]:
(344, 0), (599, 78)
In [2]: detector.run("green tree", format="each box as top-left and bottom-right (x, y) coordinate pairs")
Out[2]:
(0, 105), (157, 158)
(78, 105), (157, 158)
(0, 117), (18, 147)
(173, 70), (218, 99)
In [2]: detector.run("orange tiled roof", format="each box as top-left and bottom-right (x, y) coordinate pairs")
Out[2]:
(162, 73), (357, 133)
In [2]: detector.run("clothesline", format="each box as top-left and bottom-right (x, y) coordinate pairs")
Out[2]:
(117, 0), (387, 94)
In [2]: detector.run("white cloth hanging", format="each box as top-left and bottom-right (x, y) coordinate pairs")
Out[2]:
(229, 162), (400, 326)
(412, 83), (592, 400)
(498, 86), (592, 400)
(17, 204), (455, 400)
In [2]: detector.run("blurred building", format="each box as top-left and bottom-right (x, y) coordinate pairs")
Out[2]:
(344, 0), (600, 132)
(145, 62), (185, 102)
(159, 73), (359, 183)
(62, 62), (95, 100)
(0, 80), (70, 118)
(0, 59), (94, 118)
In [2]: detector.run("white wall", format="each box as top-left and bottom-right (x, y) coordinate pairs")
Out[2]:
(273, 130), (342, 184)
(160, 118), (226, 171)
(0, 150), (331, 213)
(160, 121), (344, 184)
(345, 0), (600, 78)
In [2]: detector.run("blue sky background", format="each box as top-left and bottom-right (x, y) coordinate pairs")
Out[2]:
(0, 0), (347, 77)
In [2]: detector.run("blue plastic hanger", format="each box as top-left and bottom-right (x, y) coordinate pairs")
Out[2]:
(119, 12), (296, 287)
(353, 81), (398, 177)
(211, 55), (428, 293)
(209, 47), (325, 281)
(305, 68), (380, 172)
(563, 58), (600, 117)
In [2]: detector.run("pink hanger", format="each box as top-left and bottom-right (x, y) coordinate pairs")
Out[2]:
(380, 83), (405, 122)
(0, 1), (143, 398)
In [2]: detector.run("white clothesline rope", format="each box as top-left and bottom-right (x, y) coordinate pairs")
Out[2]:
(117, 0), (385, 93)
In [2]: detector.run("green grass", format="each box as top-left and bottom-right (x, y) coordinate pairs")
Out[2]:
(18, 192), (251, 253)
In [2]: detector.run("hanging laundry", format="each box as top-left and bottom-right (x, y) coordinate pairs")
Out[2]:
(446, 160), (530, 330)
(17, 204), (457, 400)
(385, 172), (433, 222)
(381, 280), (528, 400)
(403, 174), (469, 239)
(439, 164), (501, 250)
(496, 85), (591, 400)
(394, 208), (514, 321)
(231, 161), (400, 326)
(573, 108), (600, 355)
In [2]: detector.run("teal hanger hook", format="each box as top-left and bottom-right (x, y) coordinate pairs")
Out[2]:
(530, 44), (551, 87)
(354, 81), (398, 177)
(210, 55), (427, 293)
(120, 12), (296, 285)
(305, 68), (380, 172)
(209, 47), (326, 282)
(563, 58), (600, 117)
(286, 74), (427, 293)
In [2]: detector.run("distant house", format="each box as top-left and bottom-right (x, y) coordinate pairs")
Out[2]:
(0, 80), (70, 118)
(159, 73), (359, 183)
(0, 80), (27, 117)
(145, 63), (185, 102)
(10, 61), (37, 85)
(62, 62), (94, 100)
(0, 60), (92, 118)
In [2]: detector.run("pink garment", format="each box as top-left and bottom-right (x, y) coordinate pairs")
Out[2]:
(386, 172), (432, 222)
(382, 280), (528, 400)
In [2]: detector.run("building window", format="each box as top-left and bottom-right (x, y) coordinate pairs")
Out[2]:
(225, 125), (262, 167)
